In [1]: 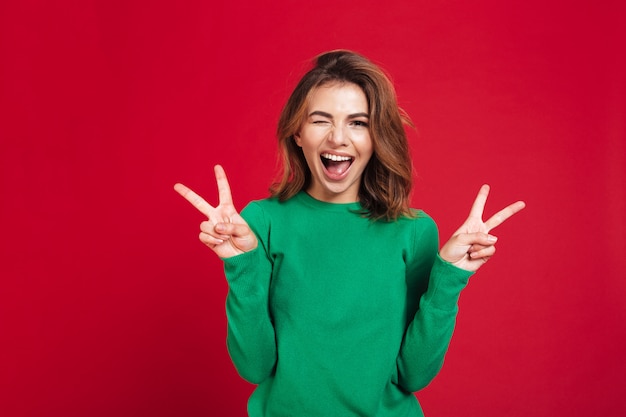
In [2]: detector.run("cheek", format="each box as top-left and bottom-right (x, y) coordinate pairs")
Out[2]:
(299, 142), (319, 166)
(299, 129), (325, 151)
(357, 134), (374, 158)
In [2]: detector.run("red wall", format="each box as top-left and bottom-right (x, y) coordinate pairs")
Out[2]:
(1, 1), (624, 416)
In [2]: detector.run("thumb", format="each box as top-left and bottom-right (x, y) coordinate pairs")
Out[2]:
(214, 222), (258, 252)
(215, 222), (251, 237)
(440, 232), (497, 264)
(454, 232), (498, 246)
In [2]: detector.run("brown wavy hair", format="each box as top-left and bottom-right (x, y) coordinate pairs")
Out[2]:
(270, 50), (415, 221)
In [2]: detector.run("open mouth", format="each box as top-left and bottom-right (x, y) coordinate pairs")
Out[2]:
(320, 152), (354, 177)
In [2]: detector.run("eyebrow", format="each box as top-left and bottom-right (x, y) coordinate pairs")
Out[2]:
(308, 111), (369, 119)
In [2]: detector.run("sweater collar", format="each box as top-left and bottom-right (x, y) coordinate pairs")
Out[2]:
(296, 191), (363, 212)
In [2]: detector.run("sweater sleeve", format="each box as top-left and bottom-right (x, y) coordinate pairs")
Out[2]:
(222, 202), (276, 384)
(396, 217), (474, 393)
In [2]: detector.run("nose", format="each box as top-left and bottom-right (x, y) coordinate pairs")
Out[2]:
(327, 124), (349, 147)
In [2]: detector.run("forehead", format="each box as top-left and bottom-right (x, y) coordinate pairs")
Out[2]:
(306, 82), (369, 112)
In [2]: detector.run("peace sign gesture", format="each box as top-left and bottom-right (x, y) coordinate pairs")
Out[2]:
(174, 165), (258, 258)
(439, 185), (526, 272)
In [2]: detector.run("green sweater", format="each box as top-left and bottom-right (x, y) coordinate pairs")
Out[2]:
(223, 191), (473, 417)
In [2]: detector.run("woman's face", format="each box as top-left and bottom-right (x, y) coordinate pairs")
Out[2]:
(295, 82), (373, 203)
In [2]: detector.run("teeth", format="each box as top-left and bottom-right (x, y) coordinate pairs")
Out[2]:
(321, 153), (352, 162)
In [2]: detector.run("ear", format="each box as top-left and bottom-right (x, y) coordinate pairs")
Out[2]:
(293, 133), (302, 147)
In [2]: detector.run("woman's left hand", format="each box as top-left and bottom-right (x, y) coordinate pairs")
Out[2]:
(439, 184), (526, 272)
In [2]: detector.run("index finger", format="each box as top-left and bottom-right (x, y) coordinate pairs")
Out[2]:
(173, 183), (214, 217)
(214, 164), (234, 206)
(468, 184), (490, 219)
(484, 200), (526, 231)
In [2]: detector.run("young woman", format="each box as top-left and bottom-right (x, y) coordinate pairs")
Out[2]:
(174, 50), (525, 417)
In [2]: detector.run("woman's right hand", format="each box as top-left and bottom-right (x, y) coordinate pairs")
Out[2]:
(174, 165), (258, 258)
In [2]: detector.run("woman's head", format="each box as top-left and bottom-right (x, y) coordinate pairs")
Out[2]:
(271, 50), (414, 220)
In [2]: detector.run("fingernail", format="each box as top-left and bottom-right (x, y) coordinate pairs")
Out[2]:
(488, 235), (498, 242)
(215, 223), (225, 232)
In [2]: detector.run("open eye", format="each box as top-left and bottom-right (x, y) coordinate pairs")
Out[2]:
(351, 120), (369, 127)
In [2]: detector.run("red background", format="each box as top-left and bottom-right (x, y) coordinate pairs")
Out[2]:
(1, 1), (625, 416)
